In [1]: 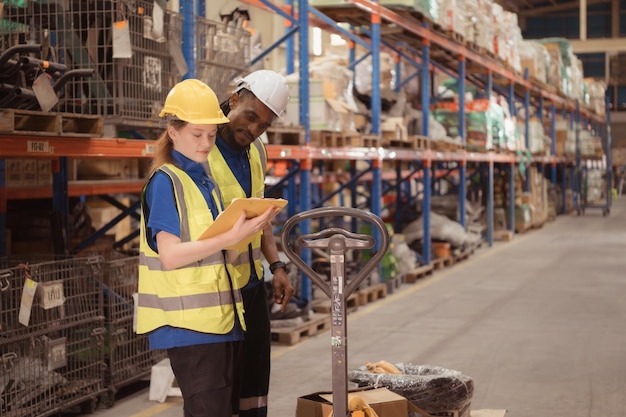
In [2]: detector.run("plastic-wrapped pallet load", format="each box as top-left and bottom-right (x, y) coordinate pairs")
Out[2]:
(519, 41), (549, 84)
(349, 363), (474, 417)
(437, 0), (466, 39)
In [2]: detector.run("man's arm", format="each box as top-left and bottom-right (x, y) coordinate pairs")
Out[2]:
(261, 222), (295, 312)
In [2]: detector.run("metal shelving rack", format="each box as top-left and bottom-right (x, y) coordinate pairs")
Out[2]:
(238, 0), (610, 303)
(0, 0), (610, 269)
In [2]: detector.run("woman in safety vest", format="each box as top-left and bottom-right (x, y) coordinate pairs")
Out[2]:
(136, 79), (280, 417)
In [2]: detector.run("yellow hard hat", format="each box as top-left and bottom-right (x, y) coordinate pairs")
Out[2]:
(160, 79), (230, 124)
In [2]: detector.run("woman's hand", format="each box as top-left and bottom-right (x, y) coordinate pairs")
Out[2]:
(224, 206), (281, 248)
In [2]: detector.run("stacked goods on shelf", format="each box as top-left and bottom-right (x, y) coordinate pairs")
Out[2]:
(282, 56), (362, 134)
(195, 16), (251, 102)
(519, 41), (550, 84)
(464, 0), (496, 54)
(517, 116), (548, 155)
(437, 0), (466, 39)
(380, 0), (439, 22)
(583, 79), (607, 117)
(0, 1), (184, 124)
(432, 97), (517, 151)
(584, 169), (605, 204)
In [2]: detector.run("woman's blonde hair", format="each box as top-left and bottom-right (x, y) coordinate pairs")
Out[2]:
(149, 120), (187, 174)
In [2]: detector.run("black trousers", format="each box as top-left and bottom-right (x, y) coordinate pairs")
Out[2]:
(239, 282), (271, 417)
(168, 341), (243, 417)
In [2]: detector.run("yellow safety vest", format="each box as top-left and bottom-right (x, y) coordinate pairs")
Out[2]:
(136, 164), (246, 335)
(208, 139), (267, 288)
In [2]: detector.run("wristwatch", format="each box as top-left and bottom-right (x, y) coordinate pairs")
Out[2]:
(269, 261), (287, 274)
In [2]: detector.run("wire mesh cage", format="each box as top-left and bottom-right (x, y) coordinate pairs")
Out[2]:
(0, 256), (103, 343)
(195, 16), (251, 102)
(100, 255), (166, 395)
(0, 319), (106, 417)
(104, 316), (166, 396)
(0, 1), (183, 124)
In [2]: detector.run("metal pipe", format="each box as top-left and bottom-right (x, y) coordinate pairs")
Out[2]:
(0, 44), (41, 68)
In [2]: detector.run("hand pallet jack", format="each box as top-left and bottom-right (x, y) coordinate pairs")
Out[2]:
(281, 207), (389, 417)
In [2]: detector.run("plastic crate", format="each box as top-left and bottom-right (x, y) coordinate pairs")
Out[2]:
(0, 319), (106, 417)
(0, 256), (103, 343)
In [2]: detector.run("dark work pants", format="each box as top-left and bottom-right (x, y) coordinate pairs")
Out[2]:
(240, 282), (271, 417)
(168, 341), (243, 417)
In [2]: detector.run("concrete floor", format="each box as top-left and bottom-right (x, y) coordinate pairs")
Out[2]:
(93, 198), (626, 417)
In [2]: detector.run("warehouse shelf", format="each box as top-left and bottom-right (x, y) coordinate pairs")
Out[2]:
(241, 0), (609, 289)
(4, 180), (146, 200)
(0, 137), (156, 158)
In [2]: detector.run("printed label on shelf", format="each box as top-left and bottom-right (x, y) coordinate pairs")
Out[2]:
(144, 143), (156, 155)
(47, 337), (67, 371)
(38, 280), (65, 310)
(27, 140), (50, 153)
(19, 277), (38, 326)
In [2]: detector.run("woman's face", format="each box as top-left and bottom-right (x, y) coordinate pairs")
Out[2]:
(169, 122), (218, 163)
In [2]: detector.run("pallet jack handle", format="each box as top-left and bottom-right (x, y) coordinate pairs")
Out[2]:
(281, 207), (389, 417)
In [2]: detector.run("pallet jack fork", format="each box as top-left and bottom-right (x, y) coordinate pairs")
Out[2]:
(281, 207), (390, 417)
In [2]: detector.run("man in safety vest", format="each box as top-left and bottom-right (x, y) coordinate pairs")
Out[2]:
(208, 70), (295, 417)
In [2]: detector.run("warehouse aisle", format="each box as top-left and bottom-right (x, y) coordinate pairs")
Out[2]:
(93, 199), (626, 417)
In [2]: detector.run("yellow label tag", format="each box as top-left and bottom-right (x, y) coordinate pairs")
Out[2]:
(19, 278), (38, 326)
(114, 20), (128, 29)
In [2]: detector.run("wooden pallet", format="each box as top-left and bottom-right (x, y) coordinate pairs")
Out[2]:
(493, 230), (514, 242)
(404, 264), (434, 284)
(384, 276), (402, 294)
(361, 134), (379, 148)
(0, 109), (104, 137)
(312, 293), (359, 314)
(265, 126), (305, 145)
(270, 313), (331, 345)
(515, 222), (532, 234)
(431, 138), (465, 152)
(355, 282), (387, 306)
(432, 256), (454, 270)
(310, 130), (362, 147)
(411, 135), (431, 150)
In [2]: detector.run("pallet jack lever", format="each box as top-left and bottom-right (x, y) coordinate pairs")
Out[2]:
(281, 207), (389, 417)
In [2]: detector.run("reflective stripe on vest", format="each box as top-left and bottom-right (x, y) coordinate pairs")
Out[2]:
(136, 163), (246, 335)
(208, 138), (266, 287)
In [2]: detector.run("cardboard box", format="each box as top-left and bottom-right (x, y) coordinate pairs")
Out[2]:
(296, 387), (408, 417)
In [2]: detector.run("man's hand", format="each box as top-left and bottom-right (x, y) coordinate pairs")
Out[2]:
(272, 268), (295, 313)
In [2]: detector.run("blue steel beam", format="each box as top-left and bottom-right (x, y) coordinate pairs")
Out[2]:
(508, 162), (515, 232)
(605, 100), (612, 209)
(259, 0), (298, 24)
(309, 7), (370, 50)
(458, 56), (466, 228)
(52, 157), (69, 253)
(181, 0), (195, 78)
(286, 0), (295, 74)
(422, 160), (431, 264)
(370, 6), (381, 136)
(561, 164), (567, 214)
(314, 165), (373, 207)
(252, 26), (300, 66)
(348, 52), (372, 71)
(487, 161), (494, 246)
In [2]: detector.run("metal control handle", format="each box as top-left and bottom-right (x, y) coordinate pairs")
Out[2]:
(281, 207), (389, 298)
(281, 207), (389, 417)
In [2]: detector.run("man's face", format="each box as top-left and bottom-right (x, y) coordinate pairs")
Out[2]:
(223, 93), (276, 151)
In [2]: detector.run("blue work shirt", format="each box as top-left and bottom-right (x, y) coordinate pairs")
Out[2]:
(215, 137), (261, 288)
(144, 150), (244, 349)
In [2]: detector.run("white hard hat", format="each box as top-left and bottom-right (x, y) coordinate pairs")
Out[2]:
(234, 70), (289, 118)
